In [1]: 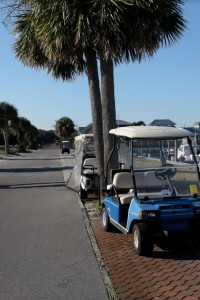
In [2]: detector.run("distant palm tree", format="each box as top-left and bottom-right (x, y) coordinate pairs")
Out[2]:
(26, 124), (38, 150)
(131, 121), (146, 126)
(16, 116), (35, 151)
(55, 116), (76, 141)
(0, 101), (19, 154)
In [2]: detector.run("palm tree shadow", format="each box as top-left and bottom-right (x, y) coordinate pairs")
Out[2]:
(0, 181), (67, 189)
(0, 166), (73, 173)
(153, 239), (200, 260)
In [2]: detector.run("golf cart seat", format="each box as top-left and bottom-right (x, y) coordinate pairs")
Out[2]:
(111, 172), (134, 205)
(82, 158), (98, 174)
(110, 171), (168, 205)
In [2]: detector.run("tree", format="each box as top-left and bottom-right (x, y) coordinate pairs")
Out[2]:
(16, 116), (39, 151)
(16, 116), (31, 151)
(26, 124), (38, 149)
(131, 121), (146, 126)
(11, 1), (105, 193)
(0, 101), (19, 154)
(37, 129), (56, 146)
(55, 116), (76, 142)
(6, 0), (186, 197)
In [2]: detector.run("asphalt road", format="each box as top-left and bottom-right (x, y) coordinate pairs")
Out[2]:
(0, 145), (108, 300)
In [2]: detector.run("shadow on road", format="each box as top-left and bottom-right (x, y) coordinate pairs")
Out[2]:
(0, 181), (66, 189)
(0, 166), (73, 173)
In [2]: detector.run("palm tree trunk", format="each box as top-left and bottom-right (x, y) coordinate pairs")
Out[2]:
(100, 58), (118, 180)
(85, 48), (105, 200)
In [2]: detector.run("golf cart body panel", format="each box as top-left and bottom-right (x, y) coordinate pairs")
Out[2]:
(102, 126), (200, 255)
(104, 194), (200, 231)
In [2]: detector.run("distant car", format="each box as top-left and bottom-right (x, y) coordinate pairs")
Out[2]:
(61, 141), (70, 154)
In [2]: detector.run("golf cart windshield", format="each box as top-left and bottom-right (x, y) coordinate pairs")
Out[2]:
(62, 141), (69, 147)
(109, 126), (200, 199)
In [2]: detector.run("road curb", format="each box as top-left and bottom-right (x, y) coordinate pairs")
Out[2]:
(77, 196), (118, 300)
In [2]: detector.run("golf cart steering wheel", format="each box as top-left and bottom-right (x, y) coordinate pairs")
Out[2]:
(83, 151), (94, 158)
(155, 165), (177, 180)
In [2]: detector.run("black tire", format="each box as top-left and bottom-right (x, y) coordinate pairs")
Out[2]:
(102, 207), (113, 232)
(191, 229), (200, 249)
(132, 223), (154, 256)
(68, 149), (70, 154)
(79, 186), (87, 199)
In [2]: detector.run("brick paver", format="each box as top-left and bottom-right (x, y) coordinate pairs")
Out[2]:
(89, 217), (200, 300)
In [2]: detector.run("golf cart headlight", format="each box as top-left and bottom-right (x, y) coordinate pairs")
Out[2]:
(140, 210), (158, 219)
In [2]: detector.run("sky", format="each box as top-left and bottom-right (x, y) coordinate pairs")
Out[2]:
(0, 1), (200, 131)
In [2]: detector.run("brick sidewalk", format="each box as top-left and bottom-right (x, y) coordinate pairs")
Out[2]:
(87, 207), (200, 300)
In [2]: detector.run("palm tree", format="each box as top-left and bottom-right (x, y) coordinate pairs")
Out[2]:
(26, 124), (38, 150)
(0, 101), (19, 154)
(10, 0), (186, 196)
(16, 116), (37, 151)
(96, 0), (186, 178)
(55, 116), (76, 141)
(12, 2), (106, 193)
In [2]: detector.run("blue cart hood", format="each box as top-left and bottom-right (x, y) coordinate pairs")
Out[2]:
(139, 197), (200, 211)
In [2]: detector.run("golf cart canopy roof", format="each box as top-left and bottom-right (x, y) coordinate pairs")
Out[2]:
(109, 126), (193, 140)
(74, 134), (93, 141)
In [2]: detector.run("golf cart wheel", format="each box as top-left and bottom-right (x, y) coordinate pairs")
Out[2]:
(79, 187), (87, 199)
(102, 207), (113, 232)
(191, 227), (200, 249)
(132, 223), (154, 256)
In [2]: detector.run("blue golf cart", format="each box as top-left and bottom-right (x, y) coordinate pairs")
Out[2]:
(102, 126), (200, 256)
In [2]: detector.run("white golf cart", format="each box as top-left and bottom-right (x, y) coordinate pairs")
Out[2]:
(61, 140), (70, 154)
(66, 134), (100, 200)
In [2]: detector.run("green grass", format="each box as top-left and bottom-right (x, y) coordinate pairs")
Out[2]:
(0, 145), (18, 157)
(95, 203), (102, 214)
